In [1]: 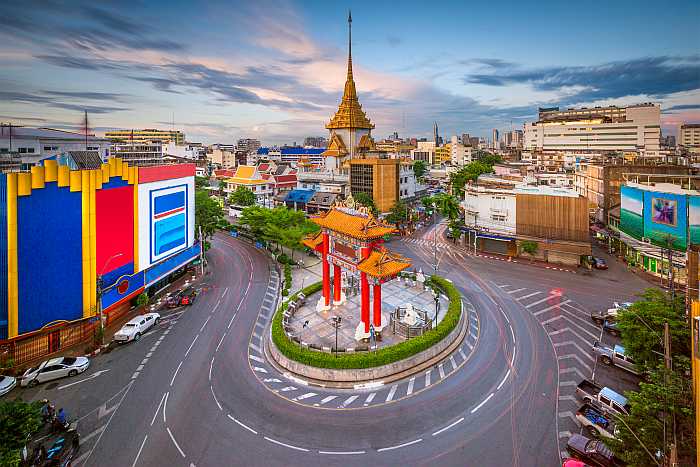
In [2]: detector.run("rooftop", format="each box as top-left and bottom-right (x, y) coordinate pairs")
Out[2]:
(310, 207), (396, 240)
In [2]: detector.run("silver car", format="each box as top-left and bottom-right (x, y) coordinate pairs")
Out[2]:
(592, 342), (639, 375)
(0, 375), (17, 396)
(20, 356), (90, 387)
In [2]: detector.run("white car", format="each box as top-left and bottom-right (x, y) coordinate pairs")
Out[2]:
(113, 313), (160, 343)
(20, 356), (90, 387)
(0, 375), (17, 396)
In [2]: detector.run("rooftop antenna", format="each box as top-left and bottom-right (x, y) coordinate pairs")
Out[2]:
(82, 110), (89, 150)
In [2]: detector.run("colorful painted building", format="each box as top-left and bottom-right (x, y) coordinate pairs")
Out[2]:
(1, 158), (200, 340)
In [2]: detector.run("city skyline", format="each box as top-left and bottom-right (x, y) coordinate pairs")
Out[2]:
(1, 0), (699, 144)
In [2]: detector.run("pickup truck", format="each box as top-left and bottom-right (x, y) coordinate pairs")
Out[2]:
(590, 302), (631, 325)
(602, 319), (620, 337)
(575, 379), (630, 416)
(592, 342), (639, 375)
(575, 403), (617, 439)
(566, 434), (626, 467)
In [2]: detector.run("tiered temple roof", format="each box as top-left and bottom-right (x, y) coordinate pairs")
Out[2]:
(310, 207), (396, 240)
(357, 248), (411, 278)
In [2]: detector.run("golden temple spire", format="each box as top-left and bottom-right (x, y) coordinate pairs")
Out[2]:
(326, 10), (374, 130)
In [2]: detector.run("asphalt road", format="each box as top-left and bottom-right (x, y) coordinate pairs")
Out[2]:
(7, 223), (652, 466)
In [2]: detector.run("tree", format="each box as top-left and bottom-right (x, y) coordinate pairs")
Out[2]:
(520, 240), (538, 260)
(195, 190), (225, 241)
(475, 151), (502, 166)
(218, 179), (227, 196)
(195, 176), (208, 190)
(449, 161), (494, 197)
(617, 289), (689, 370)
(0, 400), (42, 466)
(448, 219), (462, 243)
(413, 160), (428, 180)
(228, 187), (256, 207)
(385, 201), (408, 226)
(136, 292), (149, 307)
(353, 192), (378, 215)
(239, 205), (271, 240)
(433, 193), (460, 221)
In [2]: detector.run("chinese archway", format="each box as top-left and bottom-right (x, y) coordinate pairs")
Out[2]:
(302, 204), (411, 340)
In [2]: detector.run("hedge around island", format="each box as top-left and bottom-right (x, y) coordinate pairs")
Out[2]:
(271, 275), (462, 369)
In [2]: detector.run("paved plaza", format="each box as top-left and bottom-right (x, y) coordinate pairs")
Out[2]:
(288, 277), (450, 350)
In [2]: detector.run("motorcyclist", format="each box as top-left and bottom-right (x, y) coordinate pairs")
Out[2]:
(40, 399), (55, 423)
(53, 408), (68, 431)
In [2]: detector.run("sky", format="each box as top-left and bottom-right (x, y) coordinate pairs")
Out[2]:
(0, 0), (699, 145)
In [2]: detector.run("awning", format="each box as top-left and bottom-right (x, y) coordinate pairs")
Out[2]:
(284, 189), (315, 203)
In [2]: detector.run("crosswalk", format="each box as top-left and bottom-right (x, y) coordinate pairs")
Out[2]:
(499, 283), (602, 459)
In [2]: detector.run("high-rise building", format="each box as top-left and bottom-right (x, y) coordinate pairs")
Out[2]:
(104, 128), (185, 145)
(469, 137), (480, 148)
(492, 129), (499, 149)
(236, 138), (261, 154)
(110, 141), (164, 166)
(461, 133), (471, 146)
(679, 124), (700, 154)
(303, 136), (328, 148)
(433, 122), (439, 146)
(525, 103), (661, 158)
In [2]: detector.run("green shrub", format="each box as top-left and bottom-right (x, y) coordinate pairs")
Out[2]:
(271, 276), (462, 369)
(282, 288), (289, 297)
(283, 263), (292, 290)
(277, 253), (291, 264)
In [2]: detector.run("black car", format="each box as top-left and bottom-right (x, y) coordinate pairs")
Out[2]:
(593, 257), (608, 269)
(566, 434), (625, 467)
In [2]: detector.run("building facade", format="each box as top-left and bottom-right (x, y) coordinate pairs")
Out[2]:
(110, 141), (165, 166)
(105, 129), (185, 145)
(680, 124), (700, 155)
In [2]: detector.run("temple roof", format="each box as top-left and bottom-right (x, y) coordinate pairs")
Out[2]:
(321, 132), (349, 157)
(358, 248), (411, 278)
(326, 12), (374, 131)
(310, 207), (395, 240)
(302, 231), (323, 250)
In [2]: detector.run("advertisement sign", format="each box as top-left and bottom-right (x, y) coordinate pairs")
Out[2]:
(643, 190), (687, 250)
(690, 196), (700, 245)
(102, 270), (145, 311)
(620, 186), (644, 240)
(150, 184), (188, 264)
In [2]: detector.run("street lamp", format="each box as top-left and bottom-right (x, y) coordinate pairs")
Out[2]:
(96, 252), (124, 346)
(299, 320), (309, 349)
(431, 288), (440, 328)
(331, 316), (342, 357)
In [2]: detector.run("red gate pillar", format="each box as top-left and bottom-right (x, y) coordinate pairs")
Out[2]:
(322, 232), (330, 307)
(333, 264), (341, 303)
(360, 245), (371, 333)
(373, 283), (382, 328)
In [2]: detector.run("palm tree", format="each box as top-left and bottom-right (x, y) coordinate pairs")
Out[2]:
(433, 193), (460, 221)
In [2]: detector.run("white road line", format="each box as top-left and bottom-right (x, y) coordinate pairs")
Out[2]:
(184, 335), (199, 357)
(249, 355), (265, 363)
(449, 355), (457, 371)
(81, 425), (106, 443)
(515, 291), (542, 300)
(526, 294), (558, 308)
(466, 341), (474, 350)
(507, 287), (527, 295)
(470, 392), (494, 414)
(222, 287), (229, 297)
(533, 300), (572, 317)
(146, 352), (153, 357)
(509, 325), (516, 343)
(294, 392), (317, 401)
(425, 369), (432, 386)
(199, 316), (211, 332)
(210, 385), (222, 411)
(227, 414), (257, 434)
(250, 343), (262, 353)
(212, 299), (221, 313)
(377, 438), (423, 452)
(497, 369), (511, 391)
(341, 395), (359, 407)
(131, 371), (140, 380)
(438, 364), (445, 379)
(511, 349), (516, 366)
(385, 385), (398, 402)
(140, 358), (148, 365)
(227, 313), (236, 329)
(253, 367), (268, 373)
(559, 380), (578, 387)
(542, 315), (562, 326)
(318, 395), (337, 405)
(560, 367), (588, 380)
(131, 434), (148, 467)
(407, 377), (415, 395)
(363, 392), (377, 406)
(163, 392), (168, 423)
(166, 427), (186, 458)
(459, 348), (467, 360)
(216, 332), (227, 352)
(319, 450), (366, 455)
(170, 361), (183, 386)
(151, 392), (167, 426)
(209, 357), (215, 381)
(264, 436), (309, 452)
(280, 386), (297, 392)
(432, 417), (464, 436)
(553, 341), (596, 361)
(263, 378), (283, 383)
(557, 354), (593, 372)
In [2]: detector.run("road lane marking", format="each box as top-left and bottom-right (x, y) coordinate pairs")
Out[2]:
(136, 364), (144, 372)
(57, 369), (111, 390)
(471, 392), (494, 413)
(131, 434), (148, 467)
(363, 392), (377, 406)
(151, 392), (167, 426)
(212, 299), (221, 313)
(341, 395), (358, 407)
(170, 361), (183, 386)
(526, 294), (559, 308)
(81, 425), (106, 443)
(507, 287), (527, 295)
(215, 332), (227, 352)
(319, 450), (366, 455)
(199, 316), (211, 332)
(425, 369), (432, 386)
(560, 367), (588, 380)
(209, 357), (215, 381)
(432, 417), (464, 436)
(250, 343), (262, 353)
(249, 355), (265, 363)
(293, 392), (317, 401)
(497, 369), (511, 391)
(542, 316), (562, 326)
(167, 427), (186, 458)
(227, 313), (237, 329)
(141, 358), (148, 365)
(317, 395), (337, 406)
(263, 378), (282, 383)
(253, 367), (268, 373)
(210, 385), (222, 411)
(227, 414), (257, 434)
(222, 287), (229, 297)
(407, 377), (415, 395)
(509, 325), (516, 343)
(264, 436), (309, 452)
(385, 385), (398, 402)
(553, 341), (596, 361)
(377, 438), (422, 452)
(515, 291), (541, 300)
(533, 300), (572, 317)
(185, 334), (199, 357)
(557, 354), (593, 372)
(279, 386), (296, 392)
(449, 355), (457, 371)
(131, 372), (140, 380)
(163, 392), (169, 423)
(438, 364), (445, 379)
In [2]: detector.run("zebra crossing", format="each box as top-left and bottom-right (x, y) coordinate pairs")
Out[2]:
(499, 283), (603, 458)
(247, 292), (481, 409)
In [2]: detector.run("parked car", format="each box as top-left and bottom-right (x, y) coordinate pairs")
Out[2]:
(166, 288), (197, 308)
(575, 403), (617, 439)
(602, 319), (620, 336)
(566, 434), (626, 467)
(0, 374), (17, 396)
(592, 257), (608, 269)
(113, 313), (160, 343)
(592, 342), (639, 375)
(590, 302), (631, 325)
(563, 459), (594, 467)
(20, 357), (90, 387)
(576, 380), (630, 416)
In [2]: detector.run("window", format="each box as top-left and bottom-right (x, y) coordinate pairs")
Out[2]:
(491, 214), (506, 222)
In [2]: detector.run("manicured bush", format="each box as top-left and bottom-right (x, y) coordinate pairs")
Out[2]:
(271, 275), (462, 369)
(284, 263), (292, 290)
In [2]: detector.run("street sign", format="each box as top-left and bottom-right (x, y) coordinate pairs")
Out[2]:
(255, 241), (262, 248)
(230, 230), (238, 238)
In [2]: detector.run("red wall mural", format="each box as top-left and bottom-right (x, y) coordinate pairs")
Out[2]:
(96, 185), (134, 281)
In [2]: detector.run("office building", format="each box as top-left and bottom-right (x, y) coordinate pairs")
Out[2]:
(435, 144), (451, 165)
(492, 129), (499, 150)
(411, 141), (436, 165)
(236, 138), (261, 154)
(110, 141), (165, 166)
(303, 136), (328, 148)
(104, 129), (185, 145)
(207, 148), (237, 169)
(525, 103), (661, 158)
(680, 124), (700, 155)
(450, 136), (473, 166)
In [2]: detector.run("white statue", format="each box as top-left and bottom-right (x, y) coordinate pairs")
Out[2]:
(402, 303), (418, 326)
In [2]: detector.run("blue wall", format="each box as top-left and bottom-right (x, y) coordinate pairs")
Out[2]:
(0, 175), (7, 339)
(145, 243), (201, 287)
(17, 182), (83, 334)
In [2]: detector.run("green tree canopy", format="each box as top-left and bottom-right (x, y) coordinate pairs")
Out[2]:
(449, 161), (494, 197)
(228, 187), (256, 207)
(195, 190), (225, 241)
(385, 201), (409, 225)
(353, 192), (378, 215)
(239, 205), (319, 259)
(0, 400), (42, 466)
(520, 240), (538, 257)
(432, 193), (460, 220)
(413, 160), (428, 180)
(195, 176), (209, 190)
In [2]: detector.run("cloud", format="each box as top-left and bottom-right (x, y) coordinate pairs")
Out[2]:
(41, 90), (127, 101)
(0, 90), (129, 114)
(465, 58), (517, 69)
(664, 104), (700, 112)
(387, 36), (402, 47)
(464, 56), (700, 104)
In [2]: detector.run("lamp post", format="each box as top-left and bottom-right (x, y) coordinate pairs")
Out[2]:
(331, 316), (342, 357)
(96, 252), (124, 346)
(432, 288), (440, 328)
(299, 320), (309, 349)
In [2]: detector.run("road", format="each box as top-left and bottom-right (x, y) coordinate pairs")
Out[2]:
(10, 223), (651, 466)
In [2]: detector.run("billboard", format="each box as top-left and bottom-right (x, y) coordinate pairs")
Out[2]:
(690, 196), (700, 245)
(620, 186), (644, 240)
(642, 190), (686, 250)
(96, 185), (134, 287)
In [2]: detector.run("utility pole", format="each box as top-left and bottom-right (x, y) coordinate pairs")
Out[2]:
(664, 322), (678, 467)
(433, 209), (437, 272)
(198, 225), (205, 276)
